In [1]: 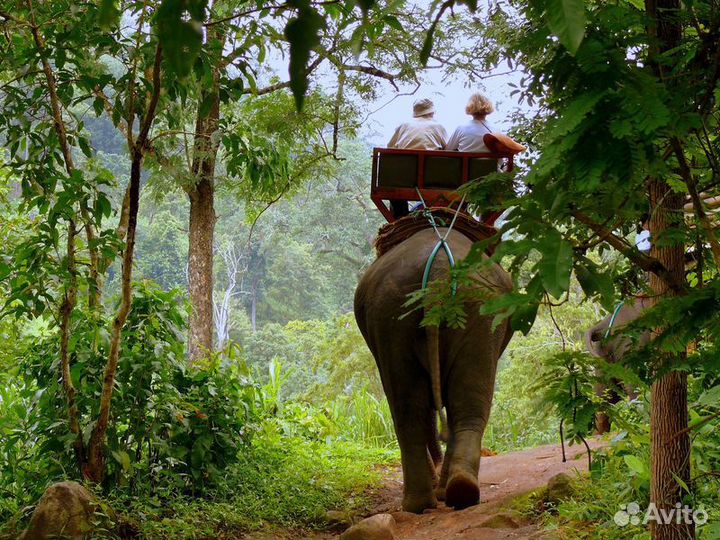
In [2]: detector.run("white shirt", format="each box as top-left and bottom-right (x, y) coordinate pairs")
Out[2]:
(636, 230), (651, 252)
(446, 119), (494, 152)
(387, 117), (448, 150)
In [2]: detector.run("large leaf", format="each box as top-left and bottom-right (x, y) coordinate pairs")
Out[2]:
(623, 454), (649, 478)
(284, 6), (325, 110)
(545, 0), (586, 54)
(575, 259), (615, 311)
(156, 0), (208, 78)
(537, 232), (573, 299)
(97, 0), (120, 28)
(510, 300), (539, 335)
(698, 385), (720, 407)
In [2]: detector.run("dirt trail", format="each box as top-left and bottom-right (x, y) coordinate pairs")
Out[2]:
(265, 441), (604, 540)
(357, 440), (603, 540)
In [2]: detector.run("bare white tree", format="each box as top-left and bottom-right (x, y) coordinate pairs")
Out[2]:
(213, 241), (250, 351)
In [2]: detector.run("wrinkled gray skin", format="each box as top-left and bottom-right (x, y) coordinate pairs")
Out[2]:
(585, 297), (652, 432)
(354, 228), (513, 513)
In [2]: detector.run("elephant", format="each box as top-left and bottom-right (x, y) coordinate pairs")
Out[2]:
(585, 296), (652, 432)
(354, 227), (513, 513)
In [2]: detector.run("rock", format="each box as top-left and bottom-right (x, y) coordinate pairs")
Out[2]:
(20, 481), (108, 540)
(340, 513), (396, 540)
(325, 510), (351, 528)
(545, 472), (574, 503)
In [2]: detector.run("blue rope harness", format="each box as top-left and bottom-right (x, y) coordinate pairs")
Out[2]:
(604, 300), (626, 339)
(415, 189), (464, 296)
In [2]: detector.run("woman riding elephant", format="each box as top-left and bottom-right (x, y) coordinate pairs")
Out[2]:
(354, 227), (513, 513)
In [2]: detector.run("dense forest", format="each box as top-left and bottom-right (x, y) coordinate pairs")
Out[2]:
(1, 0), (720, 539)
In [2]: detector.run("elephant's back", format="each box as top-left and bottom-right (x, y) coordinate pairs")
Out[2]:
(354, 228), (509, 321)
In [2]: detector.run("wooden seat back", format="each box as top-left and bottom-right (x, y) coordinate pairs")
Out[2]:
(371, 147), (512, 224)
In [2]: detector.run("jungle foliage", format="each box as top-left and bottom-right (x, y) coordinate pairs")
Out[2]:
(1, 0), (720, 538)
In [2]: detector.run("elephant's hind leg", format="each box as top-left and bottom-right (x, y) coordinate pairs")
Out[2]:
(445, 430), (482, 509)
(379, 352), (438, 514)
(443, 345), (496, 509)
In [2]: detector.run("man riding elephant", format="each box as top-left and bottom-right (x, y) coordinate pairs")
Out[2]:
(354, 227), (513, 513)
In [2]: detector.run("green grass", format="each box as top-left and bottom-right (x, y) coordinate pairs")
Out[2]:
(112, 434), (398, 540)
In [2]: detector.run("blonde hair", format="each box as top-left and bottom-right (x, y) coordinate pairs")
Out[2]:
(465, 93), (494, 117)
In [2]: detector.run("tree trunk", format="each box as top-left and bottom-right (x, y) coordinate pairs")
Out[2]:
(648, 179), (693, 540)
(643, 1), (694, 537)
(187, 176), (216, 361)
(251, 276), (258, 333)
(85, 45), (163, 484)
(186, 78), (221, 363)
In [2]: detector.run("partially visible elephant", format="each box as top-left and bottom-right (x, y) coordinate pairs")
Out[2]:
(585, 296), (652, 432)
(354, 228), (513, 513)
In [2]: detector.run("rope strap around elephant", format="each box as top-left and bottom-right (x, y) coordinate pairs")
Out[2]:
(416, 188), (465, 297)
(604, 301), (626, 339)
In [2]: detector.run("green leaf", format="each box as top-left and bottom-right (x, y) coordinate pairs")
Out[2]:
(537, 233), (573, 298)
(575, 260), (615, 311)
(79, 137), (93, 159)
(419, 24), (436, 66)
(284, 8), (325, 110)
(698, 385), (720, 407)
(92, 97), (105, 117)
(545, 0), (586, 54)
(511, 300), (539, 335)
(156, 0), (208, 78)
(98, 0), (120, 28)
(95, 194), (112, 221)
(623, 454), (649, 478)
(671, 472), (690, 494)
(111, 450), (132, 473)
(383, 15), (403, 31)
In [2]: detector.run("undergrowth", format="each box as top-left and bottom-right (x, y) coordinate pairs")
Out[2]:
(515, 391), (720, 540)
(112, 436), (396, 539)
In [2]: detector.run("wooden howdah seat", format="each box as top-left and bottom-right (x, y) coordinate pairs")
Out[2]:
(370, 146), (516, 225)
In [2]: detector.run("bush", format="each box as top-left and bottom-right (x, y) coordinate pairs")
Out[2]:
(14, 282), (257, 497)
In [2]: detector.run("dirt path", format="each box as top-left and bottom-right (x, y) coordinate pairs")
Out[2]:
(356, 440), (603, 540)
(262, 440), (604, 540)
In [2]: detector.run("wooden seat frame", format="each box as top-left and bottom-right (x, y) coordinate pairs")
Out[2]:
(370, 147), (515, 224)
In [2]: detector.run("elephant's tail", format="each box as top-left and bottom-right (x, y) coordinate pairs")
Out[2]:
(427, 324), (449, 442)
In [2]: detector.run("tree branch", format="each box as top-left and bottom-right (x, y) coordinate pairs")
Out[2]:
(671, 137), (720, 264)
(571, 210), (685, 292)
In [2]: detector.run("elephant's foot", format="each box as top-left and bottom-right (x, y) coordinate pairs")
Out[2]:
(435, 486), (446, 501)
(402, 491), (437, 514)
(445, 470), (480, 509)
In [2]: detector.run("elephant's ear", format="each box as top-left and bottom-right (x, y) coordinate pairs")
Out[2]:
(584, 326), (606, 358)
